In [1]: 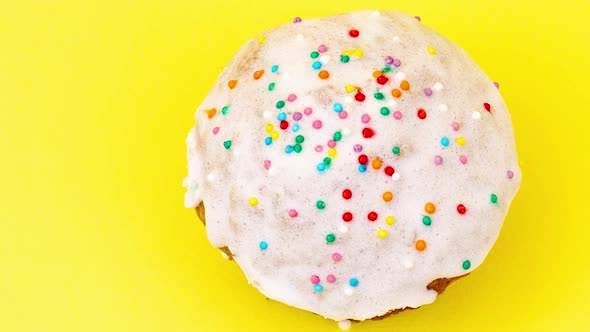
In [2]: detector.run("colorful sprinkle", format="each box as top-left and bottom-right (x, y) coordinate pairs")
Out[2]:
(385, 216), (396, 225)
(223, 140), (232, 150)
(417, 108), (427, 119)
(425, 202), (436, 214)
(293, 17), (302, 23)
(316, 200), (326, 209)
(457, 204), (467, 214)
(332, 252), (342, 262)
(205, 108), (217, 119)
(367, 211), (378, 222)
(362, 127), (375, 138)
(434, 155), (443, 165)
(456, 137), (466, 146)
(382, 191), (393, 202)
(427, 46), (436, 55)
(380, 107), (390, 116)
(314, 284), (323, 292)
(422, 215), (432, 226)
(392, 146), (401, 155)
(228, 80), (238, 89)
(319, 70), (330, 79)
(377, 229), (388, 239)
(253, 70), (264, 80)
(327, 274), (336, 283)
(342, 189), (352, 200)
(259, 241), (268, 250)
(400, 80), (410, 91)
(271, 65), (279, 73)
(462, 260), (471, 270)
(342, 212), (353, 222)
(459, 155), (468, 164)
(268, 82), (276, 91)
(415, 240), (427, 251)
(311, 275), (320, 284)
(424, 88), (433, 96)
(355, 92), (366, 101)
(349, 278), (359, 287)
(491, 193), (498, 204)
(310, 51), (319, 59)
(349, 29), (360, 38)
(441, 137), (450, 147)
(248, 197), (258, 207)
(326, 233), (336, 243)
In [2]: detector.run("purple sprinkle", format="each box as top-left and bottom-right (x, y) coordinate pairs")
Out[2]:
(415, 16), (421, 22)
(293, 17), (302, 23)
(393, 59), (401, 67)
(507, 170), (514, 179)
(353, 144), (363, 153)
(424, 88), (433, 96)
(384, 56), (394, 65)
(293, 112), (302, 121)
(494, 81), (500, 89)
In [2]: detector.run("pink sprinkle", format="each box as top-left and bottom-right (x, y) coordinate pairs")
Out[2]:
(338, 110), (348, 119)
(332, 253), (342, 262)
(353, 144), (362, 153)
(212, 127), (219, 135)
(424, 88), (433, 96)
(288, 209), (298, 218)
(494, 81), (500, 89)
(304, 107), (313, 115)
(393, 111), (403, 120)
(415, 16), (421, 21)
(312, 120), (323, 129)
(384, 56), (394, 65)
(434, 155), (443, 165)
(287, 94), (297, 102)
(327, 140), (336, 148)
(326, 274), (336, 283)
(318, 44), (328, 53)
(452, 121), (460, 131)
(361, 113), (371, 124)
(310, 275), (320, 284)
(293, 17), (302, 23)
(459, 155), (468, 164)
(393, 59), (401, 67)
(263, 160), (271, 170)
(507, 170), (514, 179)
(293, 112), (302, 121)
(315, 145), (324, 152)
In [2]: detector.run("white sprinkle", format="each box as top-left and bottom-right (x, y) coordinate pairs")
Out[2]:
(339, 225), (349, 233)
(372, 10), (381, 16)
(282, 72), (290, 81)
(338, 320), (352, 330)
(403, 259), (414, 269)
(344, 287), (354, 296)
(233, 148), (240, 156)
(394, 72), (406, 81)
(438, 104), (448, 112)
(387, 99), (398, 107)
(207, 172), (217, 182)
(472, 111), (481, 120)
(320, 55), (330, 64)
(433, 82), (444, 91)
(221, 252), (229, 260)
(296, 33), (304, 40)
(263, 111), (272, 119)
(393, 36), (400, 42)
(344, 96), (353, 104)
(392, 173), (400, 181)
(342, 128), (351, 136)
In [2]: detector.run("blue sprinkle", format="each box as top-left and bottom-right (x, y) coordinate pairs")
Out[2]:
(264, 137), (272, 145)
(312, 61), (322, 70)
(441, 137), (450, 147)
(271, 65), (279, 73)
(285, 145), (294, 154)
(333, 103), (343, 113)
(358, 164), (367, 173)
(317, 163), (326, 172)
(314, 284), (323, 292)
(278, 112), (287, 121)
(292, 124), (300, 132)
(259, 241), (268, 250)
(349, 278), (359, 287)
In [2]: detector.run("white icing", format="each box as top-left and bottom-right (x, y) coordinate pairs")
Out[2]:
(184, 10), (521, 321)
(338, 320), (352, 330)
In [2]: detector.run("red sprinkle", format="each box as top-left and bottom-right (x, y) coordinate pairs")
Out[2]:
(342, 212), (353, 222)
(349, 29), (360, 38)
(358, 154), (369, 165)
(417, 108), (427, 119)
(355, 92), (366, 102)
(367, 211), (378, 221)
(484, 103), (492, 112)
(457, 204), (467, 214)
(376, 76), (389, 85)
(342, 189), (352, 199)
(362, 127), (375, 138)
(384, 166), (395, 176)
(280, 120), (289, 130)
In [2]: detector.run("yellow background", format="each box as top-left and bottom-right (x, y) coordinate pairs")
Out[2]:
(1, 0), (589, 331)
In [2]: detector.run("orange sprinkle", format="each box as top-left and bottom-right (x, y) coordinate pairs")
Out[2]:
(425, 202), (436, 214)
(253, 70), (264, 80)
(391, 89), (402, 98)
(400, 80), (410, 91)
(205, 108), (217, 119)
(382, 191), (393, 202)
(372, 70), (383, 78)
(318, 70), (330, 80)
(371, 157), (382, 170)
(415, 240), (427, 251)
(228, 80), (238, 89)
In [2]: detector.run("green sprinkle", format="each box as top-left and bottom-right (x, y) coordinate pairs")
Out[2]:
(491, 193), (498, 204)
(310, 51), (319, 59)
(422, 215), (432, 226)
(293, 143), (302, 153)
(223, 140), (232, 150)
(316, 200), (326, 210)
(323, 157), (332, 166)
(340, 55), (350, 63)
(392, 146), (401, 155)
(380, 107), (390, 116)
(276, 100), (285, 109)
(462, 260), (471, 270)
(333, 131), (342, 142)
(268, 82), (276, 91)
(382, 66), (392, 73)
(221, 105), (230, 115)
(374, 92), (384, 100)
(326, 233), (336, 243)
(295, 135), (304, 143)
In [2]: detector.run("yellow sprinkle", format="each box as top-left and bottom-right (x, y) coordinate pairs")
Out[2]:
(377, 229), (388, 239)
(345, 84), (356, 93)
(248, 197), (258, 207)
(427, 46), (436, 55)
(352, 49), (364, 57)
(270, 130), (279, 140)
(385, 216), (396, 225)
(257, 36), (266, 45)
(343, 49), (353, 56)
(327, 148), (337, 158)
(456, 137), (466, 146)
(265, 123), (274, 133)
